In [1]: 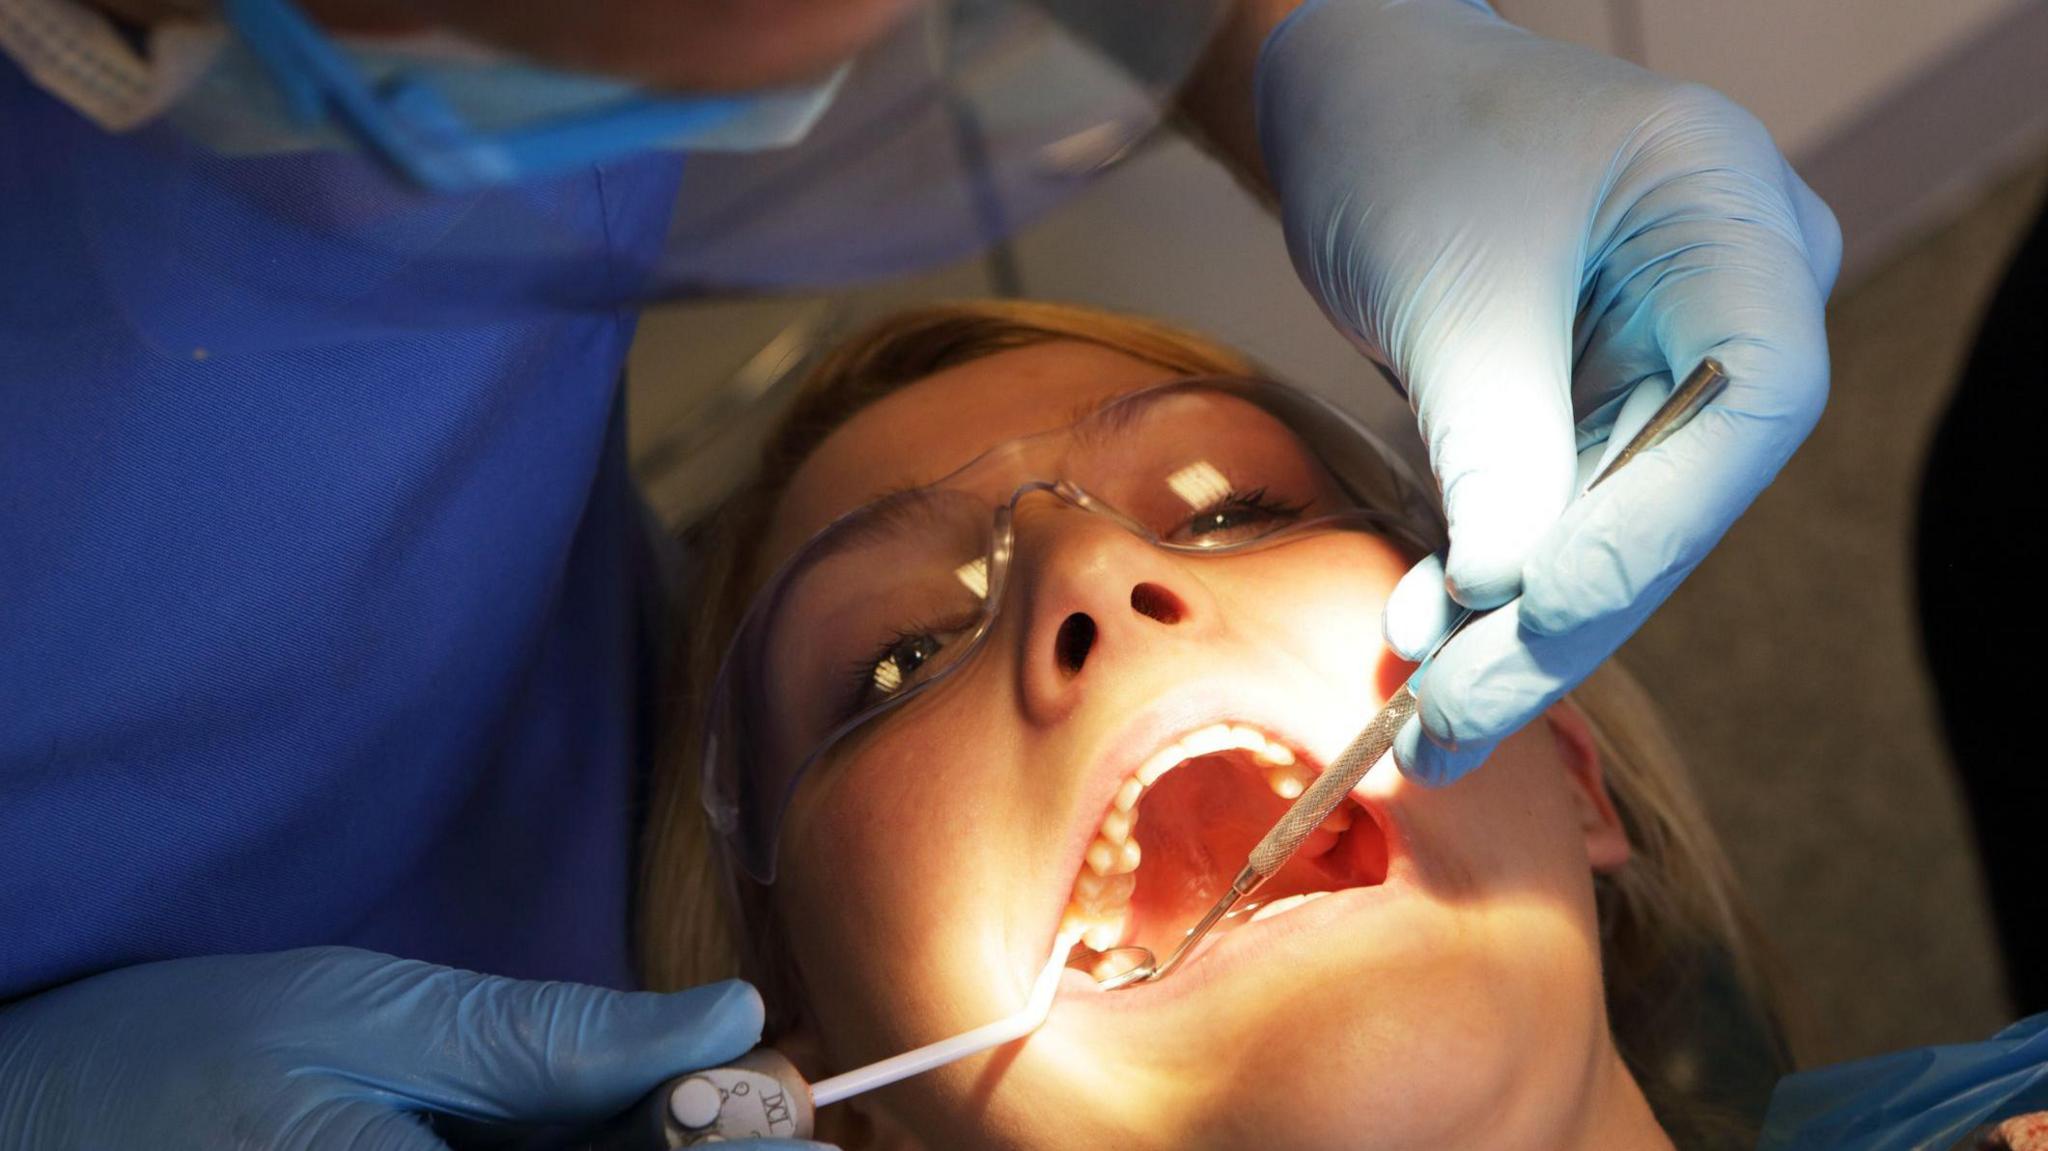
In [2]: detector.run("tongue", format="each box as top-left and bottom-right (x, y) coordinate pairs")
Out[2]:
(1126, 752), (1386, 951)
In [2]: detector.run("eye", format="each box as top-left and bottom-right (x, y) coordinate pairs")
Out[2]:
(1174, 487), (1309, 545)
(845, 618), (977, 716)
(869, 633), (941, 697)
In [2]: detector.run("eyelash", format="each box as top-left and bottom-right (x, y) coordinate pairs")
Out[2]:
(1171, 486), (1312, 545)
(842, 615), (967, 718)
(1192, 486), (1307, 527)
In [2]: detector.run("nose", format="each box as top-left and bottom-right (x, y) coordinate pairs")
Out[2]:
(1009, 505), (1211, 722)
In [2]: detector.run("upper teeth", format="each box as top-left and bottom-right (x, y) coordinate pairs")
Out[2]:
(1062, 723), (1318, 959)
(1134, 723), (1295, 787)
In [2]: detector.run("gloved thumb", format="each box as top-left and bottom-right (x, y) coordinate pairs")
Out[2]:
(359, 961), (765, 1125)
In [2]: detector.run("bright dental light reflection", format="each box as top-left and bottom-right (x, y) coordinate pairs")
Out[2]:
(1165, 460), (1232, 510)
(954, 557), (991, 600)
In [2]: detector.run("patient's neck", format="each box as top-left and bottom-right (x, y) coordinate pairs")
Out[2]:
(1559, 1046), (1676, 1151)
(1473, 1032), (1674, 1151)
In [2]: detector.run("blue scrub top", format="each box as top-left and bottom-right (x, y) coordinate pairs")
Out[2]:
(0, 66), (683, 998)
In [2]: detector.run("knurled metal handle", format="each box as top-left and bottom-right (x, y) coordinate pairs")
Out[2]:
(1247, 684), (1418, 877)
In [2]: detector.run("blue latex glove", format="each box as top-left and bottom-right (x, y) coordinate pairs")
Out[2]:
(1259, 0), (1840, 784)
(0, 947), (823, 1150)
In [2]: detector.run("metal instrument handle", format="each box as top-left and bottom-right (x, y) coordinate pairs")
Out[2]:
(1245, 685), (1419, 877)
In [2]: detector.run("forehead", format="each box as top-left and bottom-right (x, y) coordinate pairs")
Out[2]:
(764, 343), (1186, 566)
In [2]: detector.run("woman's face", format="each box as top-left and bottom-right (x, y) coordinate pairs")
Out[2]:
(758, 343), (1642, 1150)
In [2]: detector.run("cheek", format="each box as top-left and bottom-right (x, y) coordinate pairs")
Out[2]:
(1221, 533), (1416, 704)
(774, 693), (1027, 1064)
(782, 726), (968, 933)
(1375, 723), (1600, 911)
(787, 680), (1021, 879)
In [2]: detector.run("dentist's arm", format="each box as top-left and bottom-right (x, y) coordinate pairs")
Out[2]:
(1178, 0), (1839, 782)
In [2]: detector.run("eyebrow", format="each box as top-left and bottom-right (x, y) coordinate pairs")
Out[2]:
(1064, 382), (1186, 445)
(789, 383), (1212, 573)
(789, 487), (963, 576)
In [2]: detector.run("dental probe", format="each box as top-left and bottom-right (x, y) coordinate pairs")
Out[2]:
(1128, 358), (1730, 985)
(570, 930), (1081, 1149)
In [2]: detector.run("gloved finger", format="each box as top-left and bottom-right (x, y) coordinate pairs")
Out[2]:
(1784, 160), (1843, 296)
(1260, 0), (1581, 612)
(1398, 597), (1645, 786)
(357, 962), (765, 1124)
(1526, 188), (1830, 639)
(1391, 712), (1490, 788)
(1582, 372), (1673, 488)
(1384, 552), (1462, 661)
(1408, 321), (1581, 611)
(1384, 384), (1637, 666)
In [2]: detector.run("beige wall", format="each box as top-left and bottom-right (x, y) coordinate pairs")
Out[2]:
(1499, 0), (2048, 280)
(1500, 0), (2025, 151)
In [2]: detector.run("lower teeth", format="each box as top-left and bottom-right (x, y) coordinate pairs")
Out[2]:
(1247, 891), (1331, 923)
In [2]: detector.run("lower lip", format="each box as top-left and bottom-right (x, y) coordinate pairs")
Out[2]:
(1057, 864), (1411, 1008)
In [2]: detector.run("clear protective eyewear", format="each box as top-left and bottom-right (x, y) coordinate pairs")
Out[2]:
(703, 377), (1446, 883)
(209, 0), (775, 191)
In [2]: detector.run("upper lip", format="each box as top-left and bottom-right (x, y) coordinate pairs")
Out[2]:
(1029, 675), (1398, 983)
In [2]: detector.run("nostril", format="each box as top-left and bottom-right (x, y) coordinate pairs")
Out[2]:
(1129, 582), (1184, 624)
(1055, 613), (1097, 676)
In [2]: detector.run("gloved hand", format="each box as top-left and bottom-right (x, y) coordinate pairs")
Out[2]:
(0, 947), (822, 1150)
(1259, 0), (1840, 783)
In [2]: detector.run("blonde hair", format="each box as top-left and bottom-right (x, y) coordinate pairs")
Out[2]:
(638, 300), (1786, 1144)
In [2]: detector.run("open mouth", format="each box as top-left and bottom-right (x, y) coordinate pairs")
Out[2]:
(1059, 721), (1392, 983)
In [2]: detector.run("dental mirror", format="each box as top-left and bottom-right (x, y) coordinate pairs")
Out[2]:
(1087, 946), (1156, 991)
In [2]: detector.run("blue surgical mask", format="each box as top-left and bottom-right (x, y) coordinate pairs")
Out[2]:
(179, 0), (845, 190)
